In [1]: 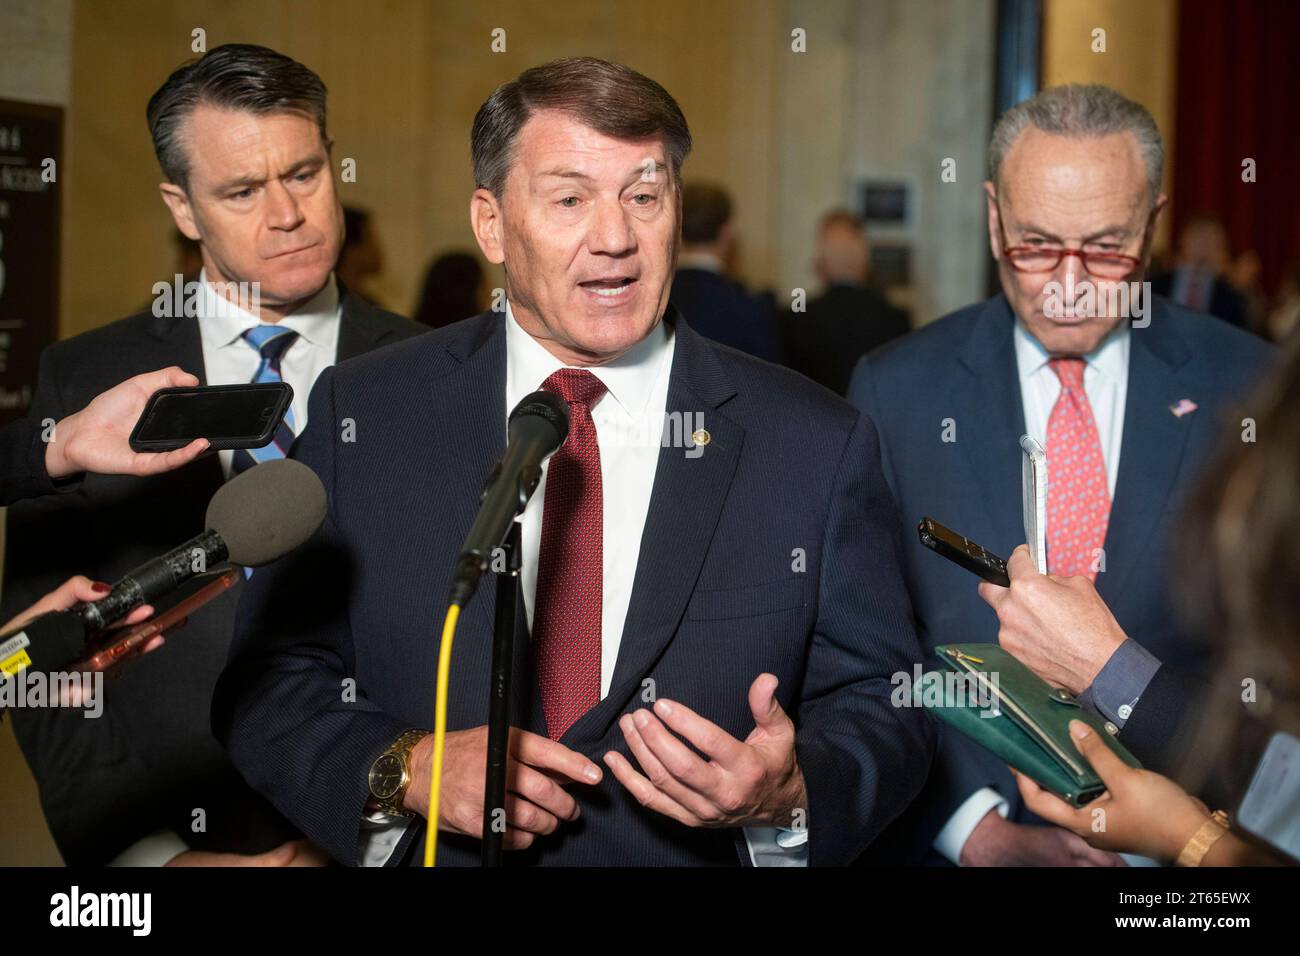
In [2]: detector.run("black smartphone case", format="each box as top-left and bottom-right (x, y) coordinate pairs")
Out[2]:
(128, 382), (293, 453)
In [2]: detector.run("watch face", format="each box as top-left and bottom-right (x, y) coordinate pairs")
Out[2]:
(369, 754), (405, 800)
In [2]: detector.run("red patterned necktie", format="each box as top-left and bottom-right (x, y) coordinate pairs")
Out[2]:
(533, 368), (607, 740)
(1045, 358), (1111, 580)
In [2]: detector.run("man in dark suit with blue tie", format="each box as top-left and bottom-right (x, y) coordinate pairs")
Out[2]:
(849, 84), (1273, 866)
(1, 44), (423, 866)
(213, 57), (933, 867)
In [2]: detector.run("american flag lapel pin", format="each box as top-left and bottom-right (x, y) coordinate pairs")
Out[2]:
(1169, 398), (1198, 418)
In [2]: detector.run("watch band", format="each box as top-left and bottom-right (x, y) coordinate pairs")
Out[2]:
(1175, 809), (1231, 867)
(367, 728), (431, 817)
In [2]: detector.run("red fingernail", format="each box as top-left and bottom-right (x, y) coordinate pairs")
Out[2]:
(91, 582), (111, 594)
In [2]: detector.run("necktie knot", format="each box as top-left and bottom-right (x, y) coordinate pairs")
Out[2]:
(1049, 357), (1086, 392)
(243, 325), (299, 363)
(542, 368), (607, 408)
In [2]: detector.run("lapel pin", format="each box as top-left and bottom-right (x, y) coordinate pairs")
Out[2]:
(691, 428), (711, 447)
(1170, 398), (1198, 419)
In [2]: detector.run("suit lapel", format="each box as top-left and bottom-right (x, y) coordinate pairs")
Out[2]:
(951, 297), (1026, 552)
(563, 316), (743, 745)
(1097, 302), (1194, 604)
(336, 290), (396, 361)
(431, 312), (509, 636)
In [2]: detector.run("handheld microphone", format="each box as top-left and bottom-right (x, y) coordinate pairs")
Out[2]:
(449, 390), (570, 606)
(0, 459), (327, 679)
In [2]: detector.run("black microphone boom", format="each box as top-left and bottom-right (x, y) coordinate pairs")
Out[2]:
(449, 390), (570, 607)
(0, 459), (326, 679)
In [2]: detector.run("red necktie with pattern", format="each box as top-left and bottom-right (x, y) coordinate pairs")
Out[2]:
(1045, 358), (1111, 580)
(533, 368), (607, 740)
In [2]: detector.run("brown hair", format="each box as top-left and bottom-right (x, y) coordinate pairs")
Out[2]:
(470, 57), (692, 199)
(681, 183), (732, 244)
(1176, 328), (1300, 785)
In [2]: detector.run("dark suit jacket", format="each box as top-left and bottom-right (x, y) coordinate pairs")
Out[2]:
(1, 417), (59, 506)
(781, 284), (911, 396)
(1150, 270), (1248, 331)
(0, 291), (423, 865)
(847, 294), (1273, 862)
(671, 268), (781, 362)
(212, 308), (934, 866)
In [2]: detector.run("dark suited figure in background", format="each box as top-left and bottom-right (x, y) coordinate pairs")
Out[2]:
(669, 182), (780, 361)
(849, 84), (1273, 866)
(337, 205), (385, 306)
(214, 57), (932, 867)
(1150, 213), (1248, 330)
(413, 250), (489, 329)
(1, 44), (422, 866)
(781, 209), (910, 395)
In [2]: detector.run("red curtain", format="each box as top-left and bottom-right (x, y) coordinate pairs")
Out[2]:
(1172, 0), (1300, 295)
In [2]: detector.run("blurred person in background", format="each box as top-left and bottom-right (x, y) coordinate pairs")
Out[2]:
(412, 250), (489, 329)
(1227, 249), (1269, 336)
(669, 181), (779, 361)
(1151, 213), (1248, 330)
(780, 209), (910, 395)
(336, 205), (385, 304)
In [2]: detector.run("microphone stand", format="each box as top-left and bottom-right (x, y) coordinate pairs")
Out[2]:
(481, 520), (521, 867)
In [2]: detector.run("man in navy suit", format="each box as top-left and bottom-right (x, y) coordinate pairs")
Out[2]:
(849, 84), (1273, 866)
(213, 57), (933, 866)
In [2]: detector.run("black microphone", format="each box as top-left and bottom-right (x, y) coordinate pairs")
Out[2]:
(0, 459), (327, 678)
(449, 390), (570, 607)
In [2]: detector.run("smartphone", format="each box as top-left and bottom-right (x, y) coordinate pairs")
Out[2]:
(76, 568), (240, 672)
(917, 516), (1011, 587)
(128, 382), (293, 452)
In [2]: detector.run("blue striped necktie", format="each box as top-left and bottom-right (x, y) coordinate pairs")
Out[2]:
(231, 324), (299, 476)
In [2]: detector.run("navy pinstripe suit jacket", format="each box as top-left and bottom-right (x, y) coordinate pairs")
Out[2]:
(213, 308), (935, 866)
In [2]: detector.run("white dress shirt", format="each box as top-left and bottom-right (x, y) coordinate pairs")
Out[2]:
(359, 301), (806, 866)
(196, 270), (342, 477)
(933, 318), (1130, 865)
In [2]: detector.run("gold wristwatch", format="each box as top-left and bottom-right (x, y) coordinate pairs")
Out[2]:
(1175, 809), (1231, 867)
(367, 729), (430, 817)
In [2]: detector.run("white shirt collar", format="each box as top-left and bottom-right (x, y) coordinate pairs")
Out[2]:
(504, 300), (673, 420)
(1013, 317), (1130, 386)
(677, 250), (725, 274)
(198, 269), (340, 351)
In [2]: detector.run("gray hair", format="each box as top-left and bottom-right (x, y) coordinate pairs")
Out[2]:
(988, 84), (1164, 203)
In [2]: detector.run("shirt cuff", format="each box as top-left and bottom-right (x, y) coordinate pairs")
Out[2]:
(108, 829), (191, 867)
(933, 787), (1008, 865)
(357, 809), (412, 866)
(1081, 638), (1162, 729)
(743, 825), (809, 867)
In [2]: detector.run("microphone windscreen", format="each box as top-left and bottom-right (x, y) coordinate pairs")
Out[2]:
(206, 459), (327, 567)
(509, 390), (570, 450)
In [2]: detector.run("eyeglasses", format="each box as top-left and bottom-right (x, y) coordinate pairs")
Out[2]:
(996, 201), (1154, 280)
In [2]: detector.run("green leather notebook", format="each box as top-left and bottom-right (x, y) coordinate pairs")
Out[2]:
(914, 643), (1141, 807)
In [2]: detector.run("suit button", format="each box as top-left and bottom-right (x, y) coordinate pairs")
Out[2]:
(1104, 721), (1119, 736)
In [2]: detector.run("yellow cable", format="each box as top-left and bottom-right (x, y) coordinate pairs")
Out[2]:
(423, 602), (461, 867)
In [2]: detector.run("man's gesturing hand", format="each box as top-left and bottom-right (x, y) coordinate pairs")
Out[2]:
(45, 366), (209, 479)
(603, 673), (807, 829)
(404, 726), (602, 851)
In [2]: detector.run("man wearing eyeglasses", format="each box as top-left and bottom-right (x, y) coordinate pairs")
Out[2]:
(848, 84), (1273, 866)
